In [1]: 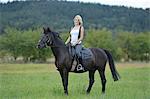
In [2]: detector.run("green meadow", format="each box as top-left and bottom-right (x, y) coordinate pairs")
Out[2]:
(0, 63), (149, 99)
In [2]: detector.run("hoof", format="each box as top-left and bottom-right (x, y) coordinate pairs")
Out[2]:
(86, 91), (90, 95)
(86, 90), (90, 94)
(102, 91), (105, 94)
(65, 92), (68, 96)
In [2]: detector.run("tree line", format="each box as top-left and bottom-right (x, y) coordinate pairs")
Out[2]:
(0, 0), (150, 34)
(0, 27), (149, 63)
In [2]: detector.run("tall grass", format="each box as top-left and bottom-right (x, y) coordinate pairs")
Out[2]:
(0, 63), (149, 99)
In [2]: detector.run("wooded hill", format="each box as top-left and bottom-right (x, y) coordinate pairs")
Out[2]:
(0, 0), (150, 33)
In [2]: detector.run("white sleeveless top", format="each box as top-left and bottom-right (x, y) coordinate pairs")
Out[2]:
(70, 27), (81, 45)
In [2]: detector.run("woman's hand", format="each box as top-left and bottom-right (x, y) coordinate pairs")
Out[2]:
(71, 42), (77, 46)
(65, 41), (68, 45)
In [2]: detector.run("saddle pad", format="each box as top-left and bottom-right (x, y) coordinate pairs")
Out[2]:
(81, 48), (93, 60)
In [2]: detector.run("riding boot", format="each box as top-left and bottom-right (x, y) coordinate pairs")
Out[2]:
(78, 57), (82, 65)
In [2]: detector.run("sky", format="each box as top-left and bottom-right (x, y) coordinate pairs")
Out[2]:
(0, 0), (150, 9)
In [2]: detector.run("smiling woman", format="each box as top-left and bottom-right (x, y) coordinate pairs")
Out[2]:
(65, 15), (85, 70)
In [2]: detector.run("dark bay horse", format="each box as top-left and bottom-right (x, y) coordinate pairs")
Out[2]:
(37, 27), (120, 95)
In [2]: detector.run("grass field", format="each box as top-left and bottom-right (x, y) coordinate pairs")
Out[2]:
(0, 63), (150, 99)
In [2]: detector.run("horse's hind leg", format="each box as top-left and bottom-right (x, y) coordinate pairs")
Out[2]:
(98, 69), (107, 93)
(86, 70), (96, 94)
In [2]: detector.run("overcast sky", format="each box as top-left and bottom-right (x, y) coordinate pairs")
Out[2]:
(1, 0), (150, 9)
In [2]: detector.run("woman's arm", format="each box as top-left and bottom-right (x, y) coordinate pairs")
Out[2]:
(65, 35), (70, 44)
(65, 27), (73, 44)
(77, 26), (84, 44)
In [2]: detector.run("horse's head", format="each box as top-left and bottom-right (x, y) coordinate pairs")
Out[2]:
(37, 27), (53, 49)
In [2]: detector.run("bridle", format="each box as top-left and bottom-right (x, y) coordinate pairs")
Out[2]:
(46, 33), (67, 48)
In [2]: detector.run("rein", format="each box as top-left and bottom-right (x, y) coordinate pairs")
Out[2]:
(49, 45), (68, 48)
(46, 32), (71, 48)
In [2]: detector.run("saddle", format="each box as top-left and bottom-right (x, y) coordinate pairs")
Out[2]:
(67, 43), (93, 72)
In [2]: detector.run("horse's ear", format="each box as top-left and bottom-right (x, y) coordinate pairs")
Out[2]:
(47, 27), (51, 32)
(43, 27), (46, 33)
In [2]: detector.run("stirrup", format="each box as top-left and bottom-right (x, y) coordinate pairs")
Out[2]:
(77, 64), (84, 71)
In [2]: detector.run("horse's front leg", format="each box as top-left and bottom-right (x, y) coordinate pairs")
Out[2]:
(59, 68), (69, 95)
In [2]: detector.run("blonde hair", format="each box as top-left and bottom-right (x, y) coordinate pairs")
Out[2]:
(73, 15), (83, 26)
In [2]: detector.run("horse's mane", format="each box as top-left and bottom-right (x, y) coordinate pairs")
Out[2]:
(51, 31), (62, 39)
(44, 27), (66, 47)
(50, 31), (66, 47)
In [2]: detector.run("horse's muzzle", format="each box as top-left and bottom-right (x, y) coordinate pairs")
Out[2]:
(37, 44), (46, 49)
(37, 44), (40, 49)
(37, 44), (43, 49)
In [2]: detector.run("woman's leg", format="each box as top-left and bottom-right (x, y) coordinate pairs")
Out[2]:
(75, 44), (82, 58)
(75, 44), (84, 71)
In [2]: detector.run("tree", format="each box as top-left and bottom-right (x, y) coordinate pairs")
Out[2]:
(0, 27), (52, 63)
(130, 32), (150, 61)
(116, 32), (134, 61)
(85, 28), (118, 59)
(0, 27), (23, 60)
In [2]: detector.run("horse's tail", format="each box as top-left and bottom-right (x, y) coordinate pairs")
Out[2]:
(103, 49), (120, 81)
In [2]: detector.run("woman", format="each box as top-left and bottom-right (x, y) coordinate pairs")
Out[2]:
(65, 15), (85, 70)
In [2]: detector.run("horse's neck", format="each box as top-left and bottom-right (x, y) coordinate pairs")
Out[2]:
(50, 38), (69, 60)
(51, 47), (67, 59)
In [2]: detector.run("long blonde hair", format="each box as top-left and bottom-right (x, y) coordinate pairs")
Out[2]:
(73, 15), (83, 26)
